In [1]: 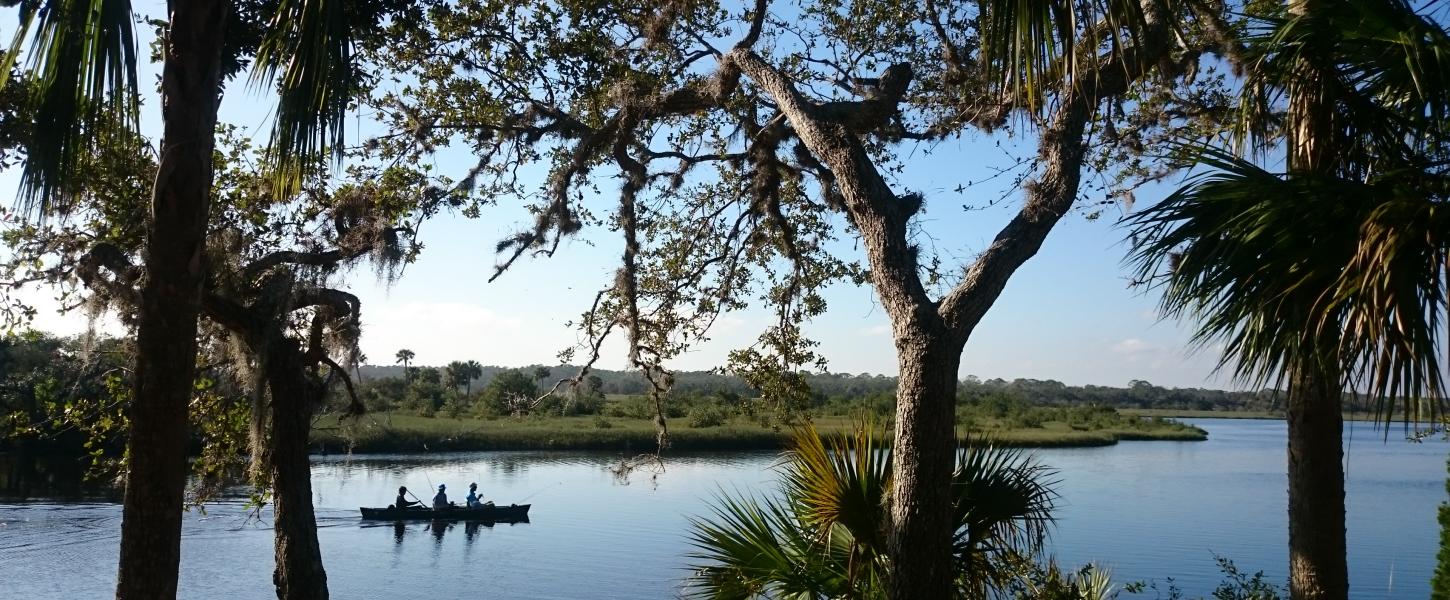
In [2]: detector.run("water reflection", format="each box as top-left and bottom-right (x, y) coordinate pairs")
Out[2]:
(0, 451), (118, 500)
(428, 520), (450, 544)
(381, 517), (531, 549)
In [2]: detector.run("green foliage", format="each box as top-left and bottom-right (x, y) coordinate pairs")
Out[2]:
(1126, 0), (1450, 426)
(687, 404), (731, 428)
(1126, 148), (1450, 425)
(482, 369), (540, 415)
(1013, 563), (1122, 600)
(1, 0), (139, 211)
(0, 332), (251, 499)
(1207, 556), (1281, 600)
(250, 0), (359, 194)
(187, 377), (251, 504)
(360, 364), (1278, 415)
(686, 420), (1058, 599)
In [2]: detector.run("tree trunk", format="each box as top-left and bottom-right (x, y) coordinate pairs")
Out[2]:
(114, 2), (227, 599)
(887, 327), (962, 600)
(1286, 357), (1348, 600)
(1282, 1), (1346, 598)
(265, 346), (330, 600)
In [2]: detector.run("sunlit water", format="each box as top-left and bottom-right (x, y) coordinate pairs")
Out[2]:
(0, 419), (1443, 599)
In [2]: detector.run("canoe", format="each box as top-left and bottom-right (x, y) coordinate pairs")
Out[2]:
(359, 503), (531, 522)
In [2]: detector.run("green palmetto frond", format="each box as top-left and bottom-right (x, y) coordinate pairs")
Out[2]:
(1124, 148), (1449, 428)
(780, 418), (892, 551)
(686, 421), (1061, 599)
(953, 436), (1058, 596)
(3, 0), (138, 214)
(250, 0), (353, 195)
(976, 0), (1149, 111)
(686, 493), (852, 600)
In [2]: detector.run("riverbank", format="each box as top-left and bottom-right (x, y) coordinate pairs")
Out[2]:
(1121, 408), (1426, 423)
(310, 413), (1207, 453)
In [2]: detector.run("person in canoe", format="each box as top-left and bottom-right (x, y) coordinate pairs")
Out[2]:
(433, 483), (455, 509)
(465, 482), (490, 508)
(394, 486), (421, 510)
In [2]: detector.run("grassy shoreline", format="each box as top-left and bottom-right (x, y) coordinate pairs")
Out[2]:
(1120, 408), (1425, 423)
(310, 413), (1207, 454)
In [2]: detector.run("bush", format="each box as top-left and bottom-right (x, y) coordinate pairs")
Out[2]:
(562, 391), (604, 416)
(593, 416), (613, 429)
(688, 405), (730, 428)
(441, 394), (469, 419)
(481, 369), (540, 414)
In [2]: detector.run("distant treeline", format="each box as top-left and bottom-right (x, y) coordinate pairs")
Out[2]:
(359, 364), (1290, 413)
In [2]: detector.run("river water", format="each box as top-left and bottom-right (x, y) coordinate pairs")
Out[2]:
(0, 418), (1443, 599)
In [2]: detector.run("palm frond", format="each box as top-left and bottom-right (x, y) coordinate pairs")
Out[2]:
(251, 0), (353, 195)
(976, 0), (1148, 112)
(1124, 146), (1448, 428)
(3, 0), (138, 214)
(1230, 0), (1450, 173)
(953, 436), (1059, 595)
(780, 419), (891, 551)
(1332, 175), (1449, 426)
(687, 420), (1062, 599)
(685, 492), (851, 600)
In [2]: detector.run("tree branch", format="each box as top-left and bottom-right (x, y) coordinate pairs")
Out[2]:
(938, 0), (1177, 336)
(729, 49), (937, 324)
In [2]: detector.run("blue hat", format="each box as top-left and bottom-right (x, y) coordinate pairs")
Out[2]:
(438, 484), (446, 490)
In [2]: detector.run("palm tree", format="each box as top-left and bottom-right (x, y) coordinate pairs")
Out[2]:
(395, 349), (415, 381)
(462, 360), (483, 396)
(445, 361), (468, 393)
(3, 1), (362, 598)
(1125, 2), (1450, 598)
(687, 421), (1057, 599)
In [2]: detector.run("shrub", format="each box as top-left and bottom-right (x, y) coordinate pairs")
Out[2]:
(563, 391), (604, 416)
(593, 416), (613, 429)
(688, 405), (730, 428)
(441, 395), (469, 419)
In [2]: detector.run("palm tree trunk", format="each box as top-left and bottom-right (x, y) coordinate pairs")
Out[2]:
(1282, 0), (1347, 597)
(265, 348), (330, 600)
(887, 328), (962, 600)
(1286, 357), (1348, 600)
(114, 2), (227, 598)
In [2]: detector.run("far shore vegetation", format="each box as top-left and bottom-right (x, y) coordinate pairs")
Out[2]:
(7, 333), (1218, 465)
(14, 333), (1448, 465)
(310, 411), (1206, 454)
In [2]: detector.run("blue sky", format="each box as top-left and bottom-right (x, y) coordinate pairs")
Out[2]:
(4, 3), (1232, 389)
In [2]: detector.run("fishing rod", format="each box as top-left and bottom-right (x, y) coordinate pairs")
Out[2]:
(411, 470), (438, 507)
(518, 481), (562, 503)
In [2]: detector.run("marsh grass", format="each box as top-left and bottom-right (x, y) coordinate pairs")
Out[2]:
(310, 413), (1205, 453)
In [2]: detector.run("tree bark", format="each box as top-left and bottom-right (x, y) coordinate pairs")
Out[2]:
(1283, 0), (1348, 597)
(265, 342), (331, 600)
(114, 2), (227, 599)
(1286, 357), (1348, 600)
(887, 328), (963, 600)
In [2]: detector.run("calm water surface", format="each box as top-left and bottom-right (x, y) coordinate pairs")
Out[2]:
(0, 418), (1443, 599)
